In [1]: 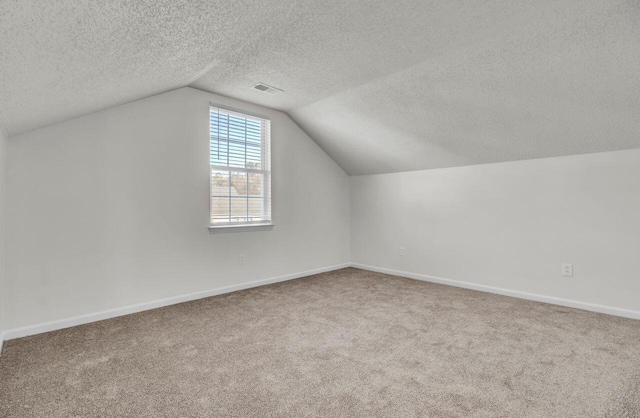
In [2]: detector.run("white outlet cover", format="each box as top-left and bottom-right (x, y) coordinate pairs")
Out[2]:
(562, 263), (573, 277)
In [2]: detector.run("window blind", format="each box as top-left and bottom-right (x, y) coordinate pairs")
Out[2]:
(210, 106), (271, 226)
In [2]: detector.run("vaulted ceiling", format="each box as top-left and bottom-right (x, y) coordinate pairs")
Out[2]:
(1, 0), (639, 174)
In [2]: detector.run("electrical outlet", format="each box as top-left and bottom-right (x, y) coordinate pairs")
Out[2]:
(562, 263), (573, 277)
(239, 254), (245, 265)
(399, 247), (406, 256)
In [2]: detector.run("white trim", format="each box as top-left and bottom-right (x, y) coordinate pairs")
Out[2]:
(351, 263), (640, 320)
(4, 261), (637, 355)
(209, 103), (271, 122)
(209, 223), (274, 233)
(1, 263), (350, 344)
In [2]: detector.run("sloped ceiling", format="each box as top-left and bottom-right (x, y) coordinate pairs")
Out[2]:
(1, 0), (639, 174)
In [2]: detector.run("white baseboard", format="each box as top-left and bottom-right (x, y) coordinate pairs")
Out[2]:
(351, 263), (640, 320)
(1, 263), (351, 347)
(3, 261), (638, 356)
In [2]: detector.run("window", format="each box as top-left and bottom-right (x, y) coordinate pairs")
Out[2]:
(209, 105), (272, 228)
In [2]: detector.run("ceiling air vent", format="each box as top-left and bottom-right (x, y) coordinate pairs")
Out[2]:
(253, 83), (283, 95)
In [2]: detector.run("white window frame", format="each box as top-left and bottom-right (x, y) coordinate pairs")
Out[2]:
(208, 104), (273, 232)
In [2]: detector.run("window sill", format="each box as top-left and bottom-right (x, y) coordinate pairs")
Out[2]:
(208, 223), (274, 234)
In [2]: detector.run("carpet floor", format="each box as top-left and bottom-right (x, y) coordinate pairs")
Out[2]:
(1, 267), (639, 417)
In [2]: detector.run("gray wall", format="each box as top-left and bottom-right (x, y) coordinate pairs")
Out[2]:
(351, 149), (640, 313)
(0, 126), (6, 337)
(5, 85), (640, 332)
(6, 87), (351, 329)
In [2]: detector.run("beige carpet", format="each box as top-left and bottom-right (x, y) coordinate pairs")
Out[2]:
(1, 268), (639, 417)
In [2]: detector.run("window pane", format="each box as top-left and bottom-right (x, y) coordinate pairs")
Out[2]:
(211, 170), (230, 196)
(246, 141), (262, 169)
(230, 172), (248, 197)
(210, 109), (263, 170)
(211, 196), (230, 222)
(230, 197), (248, 222)
(248, 197), (264, 221)
(227, 138), (246, 168)
(210, 106), (271, 226)
(247, 172), (264, 196)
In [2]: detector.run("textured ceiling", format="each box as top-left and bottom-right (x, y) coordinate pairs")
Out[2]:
(0, 0), (289, 136)
(2, 0), (640, 174)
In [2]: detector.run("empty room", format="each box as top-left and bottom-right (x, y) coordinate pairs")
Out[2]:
(1, 1), (639, 417)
